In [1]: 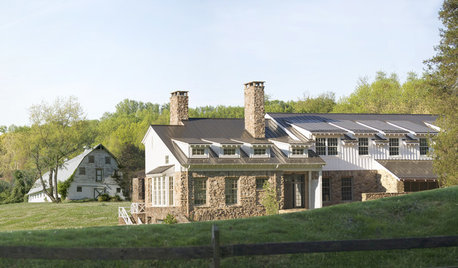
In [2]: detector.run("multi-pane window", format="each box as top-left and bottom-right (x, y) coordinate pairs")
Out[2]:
(322, 178), (330, 202)
(256, 177), (268, 190)
(79, 167), (86, 175)
(316, 138), (326, 155)
(389, 138), (399, 156)
(420, 138), (429, 155)
(193, 178), (207, 205)
(225, 177), (238, 205)
(88, 156), (94, 163)
(165, 155), (169, 164)
(105, 157), (111, 164)
(152, 176), (174, 206)
(223, 148), (236, 155)
(316, 138), (338, 155)
(192, 148), (205, 155)
(292, 148), (305, 155)
(341, 177), (352, 201)
(168, 177), (174, 205)
(77, 186), (82, 192)
(254, 148), (267, 155)
(358, 138), (369, 155)
(116, 187), (121, 194)
(96, 169), (103, 181)
(327, 138), (338, 155)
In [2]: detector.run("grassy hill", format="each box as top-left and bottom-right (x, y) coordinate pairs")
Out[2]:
(0, 201), (129, 231)
(0, 187), (457, 267)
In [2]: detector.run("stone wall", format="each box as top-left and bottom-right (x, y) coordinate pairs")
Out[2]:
(244, 81), (265, 138)
(362, 192), (408, 201)
(131, 178), (144, 203)
(322, 170), (380, 206)
(378, 168), (404, 193)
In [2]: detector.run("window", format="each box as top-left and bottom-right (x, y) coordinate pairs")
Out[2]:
(152, 176), (174, 206)
(96, 169), (103, 182)
(389, 138), (399, 156)
(327, 138), (338, 155)
(358, 138), (369, 155)
(225, 177), (238, 205)
(193, 178), (207, 205)
(88, 156), (94, 163)
(169, 177), (174, 205)
(192, 148), (205, 155)
(79, 167), (86, 175)
(292, 148), (305, 155)
(223, 148), (236, 155)
(316, 138), (326, 155)
(77, 186), (82, 192)
(322, 178), (330, 202)
(105, 157), (111, 164)
(316, 138), (338, 155)
(165, 155), (169, 164)
(420, 138), (428, 155)
(254, 148), (267, 155)
(256, 177), (268, 190)
(116, 187), (121, 193)
(341, 177), (352, 201)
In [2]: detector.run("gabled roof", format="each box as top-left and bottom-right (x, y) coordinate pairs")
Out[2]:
(27, 144), (116, 195)
(149, 118), (324, 167)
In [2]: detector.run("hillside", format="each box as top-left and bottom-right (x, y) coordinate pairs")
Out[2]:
(0, 201), (129, 231)
(0, 187), (457, 267)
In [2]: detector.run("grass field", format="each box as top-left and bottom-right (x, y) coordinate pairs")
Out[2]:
(0, 187), (457, 267)
(0, 201), (130, 231)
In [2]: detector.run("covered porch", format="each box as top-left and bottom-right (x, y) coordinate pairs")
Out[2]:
(281, 170), (322, 210)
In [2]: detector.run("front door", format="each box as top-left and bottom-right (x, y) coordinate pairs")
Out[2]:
(284, 174), (306, 209)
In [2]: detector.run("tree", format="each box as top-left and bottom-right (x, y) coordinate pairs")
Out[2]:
(116, 143), (145, 199)
(4, 170), (34, 203)
(424, 0), (458, 186)
(28, 97), (94, 202)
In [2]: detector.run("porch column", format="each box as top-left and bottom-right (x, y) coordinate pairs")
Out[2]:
(308, 171), (312, 209)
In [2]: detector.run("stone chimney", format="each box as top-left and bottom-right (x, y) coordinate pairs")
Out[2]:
(170, 91), (189, 125)
(244, 81), (265, 139)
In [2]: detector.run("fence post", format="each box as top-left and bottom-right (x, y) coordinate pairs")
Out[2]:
(211, 224), (220, 268)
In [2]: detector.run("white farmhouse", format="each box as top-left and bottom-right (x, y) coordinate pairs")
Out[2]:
(28, 144), (125, 202)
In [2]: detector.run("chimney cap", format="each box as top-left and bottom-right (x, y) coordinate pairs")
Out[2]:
(244, 81), (265, 87)
(170, 91), (189, 96)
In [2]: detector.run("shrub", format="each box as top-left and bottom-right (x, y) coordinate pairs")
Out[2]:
(97, 193), (110, 202)
(110, 195), (122, 202)
(261, 181), (279, 215)
(164, 213), (178, 224)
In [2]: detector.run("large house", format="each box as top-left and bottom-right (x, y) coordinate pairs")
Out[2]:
(126, 81), (438, 224)
(28, 144), (125, 202)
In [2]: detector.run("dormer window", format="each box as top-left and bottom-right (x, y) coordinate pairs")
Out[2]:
(192, 148), (205, 155)
(223, 148), (236, 155)
(254, 148), (266, 155)
(251, 144), (270, 158)
(290, 145), (308, 157)
(190, 145), (209, 158)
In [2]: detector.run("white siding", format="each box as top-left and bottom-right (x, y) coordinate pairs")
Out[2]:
(143, 127), (180, 174)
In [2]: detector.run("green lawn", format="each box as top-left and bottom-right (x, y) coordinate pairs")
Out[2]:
(0, 201), (130, 231)
(0, 187), (457, 267)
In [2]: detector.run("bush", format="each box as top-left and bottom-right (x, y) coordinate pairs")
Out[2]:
(261, 181), (279, 215)
(97, 193), (110, 202)
(163, 213), (178, 224)
(110, 195), (122, 202)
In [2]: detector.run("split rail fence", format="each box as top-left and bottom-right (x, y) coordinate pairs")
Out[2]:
(1, 225), (457, 268)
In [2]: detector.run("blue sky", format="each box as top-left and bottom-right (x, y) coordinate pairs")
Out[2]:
(0, 0), (443, 126)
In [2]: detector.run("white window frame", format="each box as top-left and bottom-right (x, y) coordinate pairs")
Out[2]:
(190, 145), (209, 158)
(389, 138), (400, 156)
(220, 145), (240, 158)
(151, 176), (174, 207)
(289, 145), (308, 158)
(251, 145), (270, 158)
(315, 137), (338, 156)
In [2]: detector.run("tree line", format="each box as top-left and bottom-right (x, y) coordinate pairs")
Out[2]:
(0, 0), (455, 203)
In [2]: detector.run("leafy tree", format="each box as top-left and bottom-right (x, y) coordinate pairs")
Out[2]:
(117, 143), (145, 199)
(261, 181), (279, 215)
(28, 97), (94, 202)
(4, 170), (34, 203)
(424, 0), (458, 186)
(292, 92), (336, 113)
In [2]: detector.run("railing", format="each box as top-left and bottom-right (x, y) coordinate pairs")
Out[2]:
(137, 217), (143, 225)
(0, 225), (456, 268)
(130, 202), (146, 214)
(118, 207), (133, 225)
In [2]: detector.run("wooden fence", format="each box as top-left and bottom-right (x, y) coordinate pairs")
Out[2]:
(1, 224), (457, 268)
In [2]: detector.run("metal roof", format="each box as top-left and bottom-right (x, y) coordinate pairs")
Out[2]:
(147, 165), (174, 175)
(387, 120), (438, 134)
(173, 138), (212, 144)
(377, 160), (438, 181)
(330, 120), (378, 134)
(355, 120), (409, 133)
